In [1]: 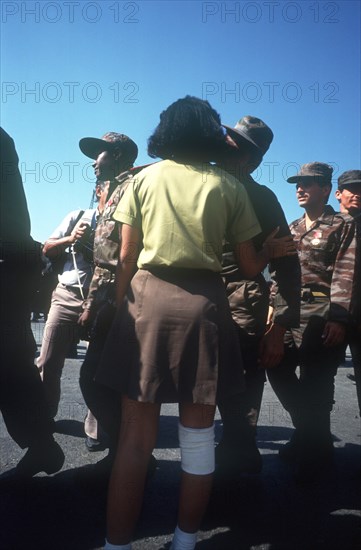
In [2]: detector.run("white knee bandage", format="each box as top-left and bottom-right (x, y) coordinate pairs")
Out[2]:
(178, 422), (215, 475)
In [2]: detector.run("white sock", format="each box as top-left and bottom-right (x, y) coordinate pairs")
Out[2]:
(170, 525), (197, 549)
(103, 540), (131, 550)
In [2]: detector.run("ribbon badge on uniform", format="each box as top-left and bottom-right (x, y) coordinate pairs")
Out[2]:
(311, 229), (322, 247)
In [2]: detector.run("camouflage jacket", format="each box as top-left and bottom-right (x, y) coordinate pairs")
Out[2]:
(340, 212), (360, 327)
(353, 213), (361, 324)
(222, 175), (301, 329)
(83, 170), (132, 310)
(83, 165), (149, 311)
(290, 204), (356, 325)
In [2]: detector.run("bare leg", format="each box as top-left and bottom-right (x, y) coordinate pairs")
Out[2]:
(177, 403), (216, 534)
(106, 396), (161, 545)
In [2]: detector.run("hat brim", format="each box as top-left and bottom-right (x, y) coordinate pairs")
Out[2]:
(222, 124), (262, 152)
(287, 175), (307, 183)
(79, 137), (115, 159)
(287, 175), (332, 184)
(338, 180), (361, 188)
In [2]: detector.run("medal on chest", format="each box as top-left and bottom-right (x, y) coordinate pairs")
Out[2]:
(310, 229), (322, 246)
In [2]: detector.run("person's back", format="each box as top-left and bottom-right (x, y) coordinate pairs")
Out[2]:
(118, 159), (260, 272)
(95, 97), (296, 550)
(0, 127), (31, 243)
(0, 127), (64, 479)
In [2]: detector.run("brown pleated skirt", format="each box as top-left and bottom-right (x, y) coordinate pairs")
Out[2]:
(96, 268), (244, 405)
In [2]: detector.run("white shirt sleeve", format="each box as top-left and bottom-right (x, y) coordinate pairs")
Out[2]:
(48, 210), (83, 240)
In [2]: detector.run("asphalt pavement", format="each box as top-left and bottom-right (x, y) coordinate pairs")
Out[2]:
(0, 320), (360, 550)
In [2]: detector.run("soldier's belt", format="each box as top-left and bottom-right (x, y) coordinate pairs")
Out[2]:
(301, 288), (329, 303)
(94, 262), (117, 274)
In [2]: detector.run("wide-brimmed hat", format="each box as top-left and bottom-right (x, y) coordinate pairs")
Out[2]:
(287, 162), (333, 184)
(338, 170), (361, 189)
(79, 132), (138, 165)
(223, 116), (274, 156)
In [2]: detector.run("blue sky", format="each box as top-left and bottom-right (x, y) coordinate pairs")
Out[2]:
(1, 0), (360, 242)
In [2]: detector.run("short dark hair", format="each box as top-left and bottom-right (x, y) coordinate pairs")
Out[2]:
(148, 96), (232, 162)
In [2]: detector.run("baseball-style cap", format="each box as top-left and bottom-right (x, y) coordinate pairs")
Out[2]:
(79, 132), (138, 165)
(337, 170), (361, 189)
(287, 162), (333, 184)
(222, 116), (274, 156)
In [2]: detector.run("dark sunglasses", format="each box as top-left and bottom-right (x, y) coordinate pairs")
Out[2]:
(295, 181), (316, 189)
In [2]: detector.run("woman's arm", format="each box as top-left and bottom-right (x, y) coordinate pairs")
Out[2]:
(115, 223), (141, 306)
(234, 228), (297, 279)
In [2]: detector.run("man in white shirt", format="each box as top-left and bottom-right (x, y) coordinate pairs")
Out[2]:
(37, 184), (107, 419)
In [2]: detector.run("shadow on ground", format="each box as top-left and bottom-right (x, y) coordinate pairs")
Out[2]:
(0, 422), (360, 550)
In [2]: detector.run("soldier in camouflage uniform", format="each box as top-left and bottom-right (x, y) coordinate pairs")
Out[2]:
(77, 132), (139, 457)
(335, 170), (361, 416)
(267, 162), (357, 483)
(216, 117), (301, 476)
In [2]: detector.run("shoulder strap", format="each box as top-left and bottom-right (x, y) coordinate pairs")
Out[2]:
(65, 209), (85, 237)
(67, 209), (86, 299)
(74, 209), (85, 226)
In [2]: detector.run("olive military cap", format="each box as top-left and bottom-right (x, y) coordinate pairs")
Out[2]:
(337, 170), (361, 189)
(223, 116), (274, 156)
(287, 162), (333, 185)
(79, 132), (138, 165)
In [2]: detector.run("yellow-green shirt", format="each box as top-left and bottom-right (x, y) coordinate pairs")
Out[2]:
(113, 159), (261, 272)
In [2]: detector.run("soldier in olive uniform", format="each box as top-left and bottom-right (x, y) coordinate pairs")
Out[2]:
(77, 132), (139, 456)
(335, 170), (361, 416)
(216, 117), (301, 476)
(267, 162), (356, 482)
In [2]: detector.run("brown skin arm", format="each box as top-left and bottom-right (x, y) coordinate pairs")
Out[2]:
(262, 227), (298, 260)
(43, 221), (89, 259)
(45, 185), (105, 260)
(234, 228), (297, 279)
(235, 229), (296, 367)
(115, 224), (141, 306)
(259, 323), (287, 369)
(78, 308), (93, 326)
(322, 321), (346, 347)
